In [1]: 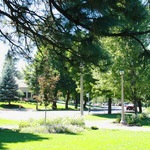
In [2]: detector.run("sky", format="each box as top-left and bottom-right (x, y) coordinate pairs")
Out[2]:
(0, 42), (27, 76)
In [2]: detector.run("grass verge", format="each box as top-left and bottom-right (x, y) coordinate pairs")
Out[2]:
(0, 101), (75, 110)
(0, 118), (19, 126)
(0, 128), (150, 150)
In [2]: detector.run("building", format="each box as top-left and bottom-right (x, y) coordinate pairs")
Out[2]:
(17, 80), (33, 100)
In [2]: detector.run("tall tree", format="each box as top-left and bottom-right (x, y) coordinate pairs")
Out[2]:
(101, 36), (150, 114)
(0, 52), (18, 105)
(56, 71), (77, 110)
(0, 0), (149, 60)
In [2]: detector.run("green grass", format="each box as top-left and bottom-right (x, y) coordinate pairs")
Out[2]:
(85, 114), (119, 121)
(0, 129), (150, 150)
(0, 111), (150, 150)
(0, 118), (18, 126)
(0, 101), (76, 110)
(0, 101), (36, 109)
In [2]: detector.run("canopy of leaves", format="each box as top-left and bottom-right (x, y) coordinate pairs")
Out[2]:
(0, 0), (149, 61)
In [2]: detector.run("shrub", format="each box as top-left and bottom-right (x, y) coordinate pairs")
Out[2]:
(19, 118), (40, 129)
(19, 121), (30, 129)
(19, 117), (85, 134)
(125, 113), (149, 126)
(116, 115), (121, 123)
(48, 124), (84, 134)
(20, 126), (49, 134)
(64, 117), (85, 127)
(91, 126), (99, 130)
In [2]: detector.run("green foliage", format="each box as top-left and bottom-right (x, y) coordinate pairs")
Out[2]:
(19, 120), (31, 129)
(115, 113), (150, 126)
(19, 117), (85, 134)
(91, 126), (99, 130)
(1, 128), (150, 150)
(125, 113), (150, 126)
(0, 52), (19, 104)
(116, 115), (121, 123)
(100, 35), (150, 109)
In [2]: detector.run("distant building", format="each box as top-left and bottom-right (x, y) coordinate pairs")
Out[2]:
(17, 80), (33, 100)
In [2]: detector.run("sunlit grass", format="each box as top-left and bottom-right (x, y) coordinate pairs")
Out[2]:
(0, 101), (76, 110)
(0, 118), (18, 126)
(0, 129), (150, 150)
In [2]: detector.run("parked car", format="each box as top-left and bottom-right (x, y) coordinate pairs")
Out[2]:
(126, 104), (134, 111)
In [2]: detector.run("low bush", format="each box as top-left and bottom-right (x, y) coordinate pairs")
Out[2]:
(125, 113), (150, 126)
(91, 126), (99, 130)
(115, 113), (150, 126)
(116, 115), (121, 123)
(19, 117), (85, 134)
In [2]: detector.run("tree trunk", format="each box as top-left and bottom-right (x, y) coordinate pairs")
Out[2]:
(134, 99), (138, 115)
(108, 97), (112, 114)
(52, 100), (57, 110)
(36, 101), (38, 110)
(65, 92), (70, 109)
(138, 99), (142, 113)
(8, 100), (11, 105)
(44, 105), (47, 125)
(83, 96), (88, 109)
(74, 94), (78, 109)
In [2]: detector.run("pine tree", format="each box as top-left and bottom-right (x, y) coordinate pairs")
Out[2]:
(0, 52), (18, 105)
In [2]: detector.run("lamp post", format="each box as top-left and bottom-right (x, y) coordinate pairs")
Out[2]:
(80, 63), (84, 116)
(120, 70), (126, 124)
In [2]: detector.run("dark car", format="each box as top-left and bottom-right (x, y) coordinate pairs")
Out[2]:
(126, 104), (134, 111)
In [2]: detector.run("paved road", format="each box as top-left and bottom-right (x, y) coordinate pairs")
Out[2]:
(0, 108), (150, 131)
(0, 109), (81, 120)
(0, 106), (122, 120)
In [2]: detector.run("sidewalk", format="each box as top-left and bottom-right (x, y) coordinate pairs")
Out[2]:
(85, 119), (150, 131)
(1, 120), (150, 132)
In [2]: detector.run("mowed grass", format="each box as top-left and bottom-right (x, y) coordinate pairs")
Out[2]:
(85, 113), (119, 121)
(0, 105), (150, 150)
(0, 129), (150, 150)
(0, 118), (18, 126)
(0, 101), (75, 110)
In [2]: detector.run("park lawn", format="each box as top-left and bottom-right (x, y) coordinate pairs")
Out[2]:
(0, 101), (75, 110)
(0, 118), (18, 126)
(0, 129), (150, 150)
(84, 113), (119, 121)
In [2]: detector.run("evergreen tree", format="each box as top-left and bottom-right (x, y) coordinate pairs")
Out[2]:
(0, 52), (18, 105)
(0, 1), (149, 59)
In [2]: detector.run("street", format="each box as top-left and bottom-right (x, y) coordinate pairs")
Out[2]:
(0, 106), (123, 121)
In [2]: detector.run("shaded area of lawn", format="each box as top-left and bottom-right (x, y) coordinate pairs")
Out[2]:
(0, 128), (49, 150)
(0, 129), (150, 150)
(91, 113), (120, 119)
(0, 101), (76, 111)
(0, 104), (25, 109)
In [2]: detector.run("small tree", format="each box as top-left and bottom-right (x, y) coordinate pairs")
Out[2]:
(38, 69), (59, 124)
(0, 52), (18, 105)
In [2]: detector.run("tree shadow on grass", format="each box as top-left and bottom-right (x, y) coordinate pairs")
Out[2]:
(0, 128), (49, 150)
(91, 113), (120, 119)
(0, 104), (25, 109)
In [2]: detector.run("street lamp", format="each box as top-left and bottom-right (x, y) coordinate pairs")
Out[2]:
(120, 70), (126, 124)
(80, 63), (84, 116)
